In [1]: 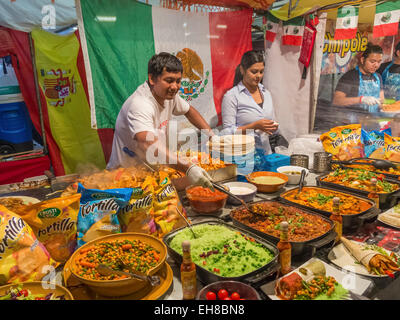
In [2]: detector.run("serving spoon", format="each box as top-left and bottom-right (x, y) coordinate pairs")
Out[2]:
(96, 264), (161, 287)
(175, 206), (198, 239)
(295, 169), (307, 200)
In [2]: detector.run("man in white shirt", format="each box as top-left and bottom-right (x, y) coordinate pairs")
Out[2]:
(107, 52), (215, 189)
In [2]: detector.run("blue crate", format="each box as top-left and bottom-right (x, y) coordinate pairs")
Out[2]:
(263, 153), (290, 172)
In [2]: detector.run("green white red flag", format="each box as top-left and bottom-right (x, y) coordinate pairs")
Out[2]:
(264, 12), (280, 42)
(373, 1), (400, 38)
(282, 16), (305, 46)
(334, 5), (359, 40)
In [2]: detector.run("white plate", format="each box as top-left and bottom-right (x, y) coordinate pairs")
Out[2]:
(377, 207), (400, 230)
(0, 196), (40, 205)
(260, 258), (372, 300)
(328, 240), (398, 278)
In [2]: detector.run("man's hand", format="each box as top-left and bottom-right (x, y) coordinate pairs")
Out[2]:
(361, 96), (381, 106)
(186, 164), (214, 190)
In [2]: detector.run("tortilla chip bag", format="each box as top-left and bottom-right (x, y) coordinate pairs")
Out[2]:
(0, 205), (56, 285)
(118, 177), (186, 237)
(17, 194), (81, 263)
(118, 187), (154, 234)
(77, 184), (132, 248)
(362, 128), (391, 159)
(320, 124), (364, 161)
(152, 182), (186, 237)
(384, 133), (400, 162)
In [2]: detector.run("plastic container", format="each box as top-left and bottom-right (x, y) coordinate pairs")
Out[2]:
(0, 93), (32, 153)
(277, 165), (309, 185)
(221, 181), (257, 205)
(263, 153), (290, 172)
(185, 185), (228, 213)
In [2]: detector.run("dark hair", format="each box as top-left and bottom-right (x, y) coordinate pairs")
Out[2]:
(233, 50), (265, 87)
(395, 41), (400, 57)
(148, 52), (183, 78)
(361, 43), (383, 59)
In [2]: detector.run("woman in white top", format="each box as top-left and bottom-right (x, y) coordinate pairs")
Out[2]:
(221, 50), (279, 154)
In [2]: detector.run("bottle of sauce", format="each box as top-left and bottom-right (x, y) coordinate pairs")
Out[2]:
(330, 196), (342, 243)
(180, 240), (197, 300)
(368, 177), (380, 209)
(277, 221), (292, 276)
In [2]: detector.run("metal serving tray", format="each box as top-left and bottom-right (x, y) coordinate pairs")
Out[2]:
(279, 186), (380, 234)
(316, 173), (400, 210)
(229, 199), (336, 258)
(162, 218), (279, 285)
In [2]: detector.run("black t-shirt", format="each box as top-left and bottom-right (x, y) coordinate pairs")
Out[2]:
(335, 68), (383, 98)
(378, 61), (400, 75)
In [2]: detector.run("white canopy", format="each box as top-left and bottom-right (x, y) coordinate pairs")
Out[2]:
(0, 0), (77, 32)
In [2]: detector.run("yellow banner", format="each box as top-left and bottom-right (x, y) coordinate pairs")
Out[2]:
(32, 29), (105, 174)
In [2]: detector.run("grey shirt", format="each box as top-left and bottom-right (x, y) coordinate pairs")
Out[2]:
(221, 81), (278, 154)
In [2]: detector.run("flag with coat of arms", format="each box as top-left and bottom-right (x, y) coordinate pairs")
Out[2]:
(282, 16), (305, 46)
(264, 12), (280, 42)
(334, 5), (359, 40)
(373, 1), (400, 38)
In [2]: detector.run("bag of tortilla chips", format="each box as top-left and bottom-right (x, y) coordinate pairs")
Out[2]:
(320, 124), (364, 161)
(384, 133), (400, 162)
(18, 194), (81, 263)
(0, 205), (56, 285)
(362, 128), (391, 159)
(77, 184), (132, 248)
(118, 176), (186, 237)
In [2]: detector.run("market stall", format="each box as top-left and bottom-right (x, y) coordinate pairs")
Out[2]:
(1, 143), (400, 301)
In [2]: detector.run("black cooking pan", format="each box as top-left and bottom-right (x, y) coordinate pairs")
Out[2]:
(316, 173), (400, 210)
(229, 199), (336, 258)
(334, 158), (400, 180)
(279, 186), (380, 234)
(162, 218), (279, 285)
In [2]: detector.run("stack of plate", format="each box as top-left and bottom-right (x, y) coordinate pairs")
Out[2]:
(208, 135), (255, 175)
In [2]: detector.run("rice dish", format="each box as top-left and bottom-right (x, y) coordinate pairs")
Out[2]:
(169, 224), (275, 277)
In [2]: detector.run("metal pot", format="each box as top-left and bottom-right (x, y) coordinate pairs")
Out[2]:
(316, 173), (400, 210)
(279, 186), (380, 234)
(229, 199), (336, 258)
(162, 218), (279, 285)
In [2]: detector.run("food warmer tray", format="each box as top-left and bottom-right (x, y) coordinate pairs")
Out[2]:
(162, 218), (279, 285)
(335, 158), (400, 180)
(316, 173), (400, 210)
(229, 199), (336, 258)
(279, 186), (380, 234)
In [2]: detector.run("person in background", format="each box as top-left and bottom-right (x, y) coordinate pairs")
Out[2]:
(107, 52), (215, 189)
(378, 41), (400, 101)
(221, 50), (282, 154)
(332, 44), (384, 120)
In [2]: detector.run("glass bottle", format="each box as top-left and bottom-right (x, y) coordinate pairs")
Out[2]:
(330, 196), (342, 243)
(368, 177), (380, 209)
(180, 240), (197, 300)
(277, 221), (292, 276)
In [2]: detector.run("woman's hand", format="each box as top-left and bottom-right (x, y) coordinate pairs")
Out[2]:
(254, 119), (279, 134)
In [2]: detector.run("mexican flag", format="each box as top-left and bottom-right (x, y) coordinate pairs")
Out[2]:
(76, 0), (252, 129)
(282, 16), (305, 46)
(334, 5), (359, 40)
(264, 12), (280, 42)
(373, 1), (400, 38)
